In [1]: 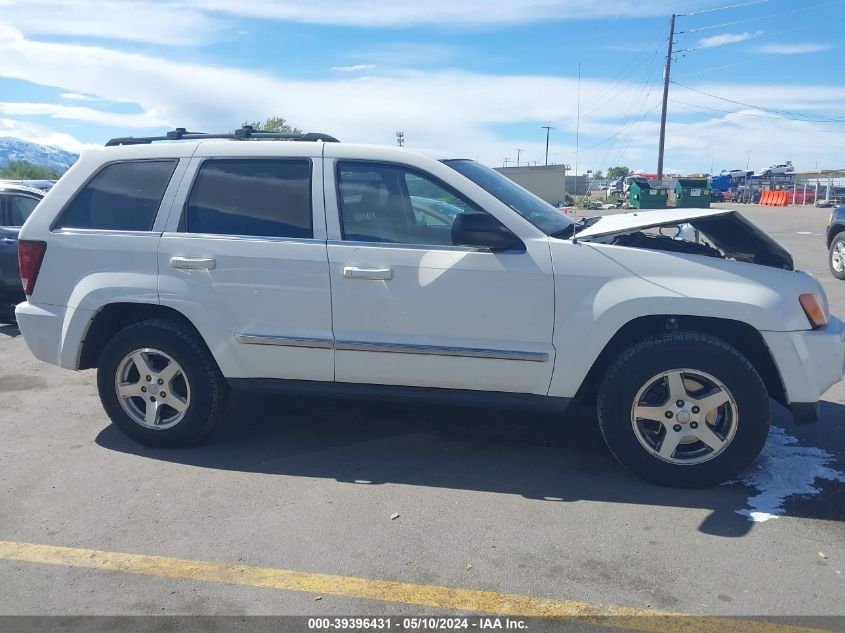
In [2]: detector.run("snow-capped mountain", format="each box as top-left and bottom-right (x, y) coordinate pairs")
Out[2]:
(0, 137), (78, 172)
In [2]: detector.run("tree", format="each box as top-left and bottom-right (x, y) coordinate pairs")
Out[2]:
(248, 116), (301, 134)
(606, 166), (631, 180)
(591, 169), (604, 180)
(0, 159), (63, 180)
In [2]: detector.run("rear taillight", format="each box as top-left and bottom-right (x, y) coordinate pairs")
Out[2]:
(18, 240), (47, 296)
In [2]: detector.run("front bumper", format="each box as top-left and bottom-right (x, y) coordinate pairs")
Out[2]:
(762, 316), (845, 422)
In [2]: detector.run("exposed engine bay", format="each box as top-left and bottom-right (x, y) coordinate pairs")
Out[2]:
(611, 230), (723, 259)
(574, 209), (794, 271)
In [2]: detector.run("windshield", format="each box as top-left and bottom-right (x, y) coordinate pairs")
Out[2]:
(443, 159), (573, 236)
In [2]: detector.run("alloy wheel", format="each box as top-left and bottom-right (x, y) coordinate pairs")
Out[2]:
(832, 242), (845, 272)
(114, 348), (191, 430)
(630, 369), (738, 466)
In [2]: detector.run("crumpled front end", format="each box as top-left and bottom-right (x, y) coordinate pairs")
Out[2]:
(576, 208), (794, 271)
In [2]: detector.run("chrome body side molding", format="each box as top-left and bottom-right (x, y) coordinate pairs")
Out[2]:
(234, 334), (334, 349)
(235, 334), (548, 362)
(334, 340), (548, 362)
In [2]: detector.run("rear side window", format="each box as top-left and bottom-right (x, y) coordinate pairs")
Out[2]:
(183, 159), (312, 238)
(56, 160), (177, 231)
(7, 195), (40, 226)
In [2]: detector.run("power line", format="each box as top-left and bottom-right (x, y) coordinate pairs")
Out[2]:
(674, 58), (765, 77)
(679, 0), (843, 33)
(679, 0), (768, 16)
(674, 20), (821, 56)
(669, 98), (845, 133)
(603, 50), (666, 168)
(670, 98), (820, 121)
(581, 101), (664, 151)
(579, 27), (667, 113)
(670, 80), (845, 122)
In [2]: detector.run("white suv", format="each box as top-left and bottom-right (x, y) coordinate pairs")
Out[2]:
(15, 127), (845, 487)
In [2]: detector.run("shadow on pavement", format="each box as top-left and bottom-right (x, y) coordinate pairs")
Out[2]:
(0, 323), (20, 338)
(96, 389), (845, 539)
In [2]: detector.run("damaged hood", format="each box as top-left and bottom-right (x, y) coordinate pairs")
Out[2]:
(576, 207), (794, 270)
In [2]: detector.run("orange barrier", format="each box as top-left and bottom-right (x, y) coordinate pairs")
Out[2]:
(759, 190), (789, 207)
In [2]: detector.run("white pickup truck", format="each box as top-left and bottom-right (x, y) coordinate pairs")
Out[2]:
(14, 127), (845, 487)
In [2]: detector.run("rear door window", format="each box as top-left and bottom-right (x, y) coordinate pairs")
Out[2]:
(183, 159), (312, 238)
(55, 160), (177, 231)
(7, 195), (40, 226)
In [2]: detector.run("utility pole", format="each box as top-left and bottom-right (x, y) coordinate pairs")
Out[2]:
(503, 158), (510, 167)
(575, 62), (581, 196)
(541, 126), (553, 166)
(656, 13), (676, 180)
(515, 148), (523, 167)
(561, 163), (571, 205)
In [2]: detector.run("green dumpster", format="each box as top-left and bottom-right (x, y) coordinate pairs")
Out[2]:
(673, 177), (710, 208)
(628, 178), (668, 209)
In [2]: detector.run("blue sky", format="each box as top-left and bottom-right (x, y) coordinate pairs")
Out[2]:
(0, 0), (843, 174)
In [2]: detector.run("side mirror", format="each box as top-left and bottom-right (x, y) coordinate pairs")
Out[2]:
(451, 212), (524, 252)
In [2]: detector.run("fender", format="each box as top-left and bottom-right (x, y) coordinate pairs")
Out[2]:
(546, 239), (820, 398)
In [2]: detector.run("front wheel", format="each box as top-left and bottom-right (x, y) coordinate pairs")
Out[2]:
(829, 233), (845, 280)
(97, 319), (228, 447)
(597, 332), (770, 487)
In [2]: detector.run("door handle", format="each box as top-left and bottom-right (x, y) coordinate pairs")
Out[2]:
(343, 266), (393, 281)
(0, 237), (15, 245)
(171, 256), (216, 270)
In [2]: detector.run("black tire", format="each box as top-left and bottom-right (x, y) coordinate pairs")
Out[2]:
(597, 331), (770, 488)
(829, 232), (845, 280)
(97, 319), (228, 448)
(0, 302), (16, 324)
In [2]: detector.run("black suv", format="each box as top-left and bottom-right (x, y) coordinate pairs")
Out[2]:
(0, 182), (47, 322)
(826, 206), (845, 280)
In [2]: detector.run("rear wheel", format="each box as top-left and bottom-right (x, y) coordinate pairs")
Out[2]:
(597, 331), (770, 487)
(97, 319), (228, 447)
(829, 233), (845, 280)
(0, 302), (16, 324)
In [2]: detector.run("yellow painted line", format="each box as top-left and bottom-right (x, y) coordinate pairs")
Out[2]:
(0, 540), (831, 633)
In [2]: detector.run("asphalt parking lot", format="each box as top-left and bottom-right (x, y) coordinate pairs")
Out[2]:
(1, 203), (843, 626)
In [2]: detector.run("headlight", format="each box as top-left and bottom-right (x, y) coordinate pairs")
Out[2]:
(799, 294), (828, 329)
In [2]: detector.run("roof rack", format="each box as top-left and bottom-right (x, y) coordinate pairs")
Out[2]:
(105, 125), (339, 147)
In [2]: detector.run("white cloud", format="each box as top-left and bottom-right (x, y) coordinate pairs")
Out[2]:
(0, 118), (97, 153)
(0, 102), (171, 128)
(331, 64), (376, 72)
(350, 43), (459, 68)
(0, 28), (842, 172)
(757, 43), (834, 55)
(60, 93), (101, 102)
(194, 0), (681, 27)
(0, 0), (223, 46)
(697, 31), (759, 49)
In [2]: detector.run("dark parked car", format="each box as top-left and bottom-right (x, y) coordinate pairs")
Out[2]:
(826, 206), (845, 280)
(710, 189), (725, 202)
(0, 182), (47, 322)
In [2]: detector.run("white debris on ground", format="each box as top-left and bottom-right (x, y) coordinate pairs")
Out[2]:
(734, 426), (845, 522)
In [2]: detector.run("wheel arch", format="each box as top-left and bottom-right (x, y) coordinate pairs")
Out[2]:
(78, 302), (209, 370)
(574, 314), (787, 408)
(827, 222), (845, 248)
